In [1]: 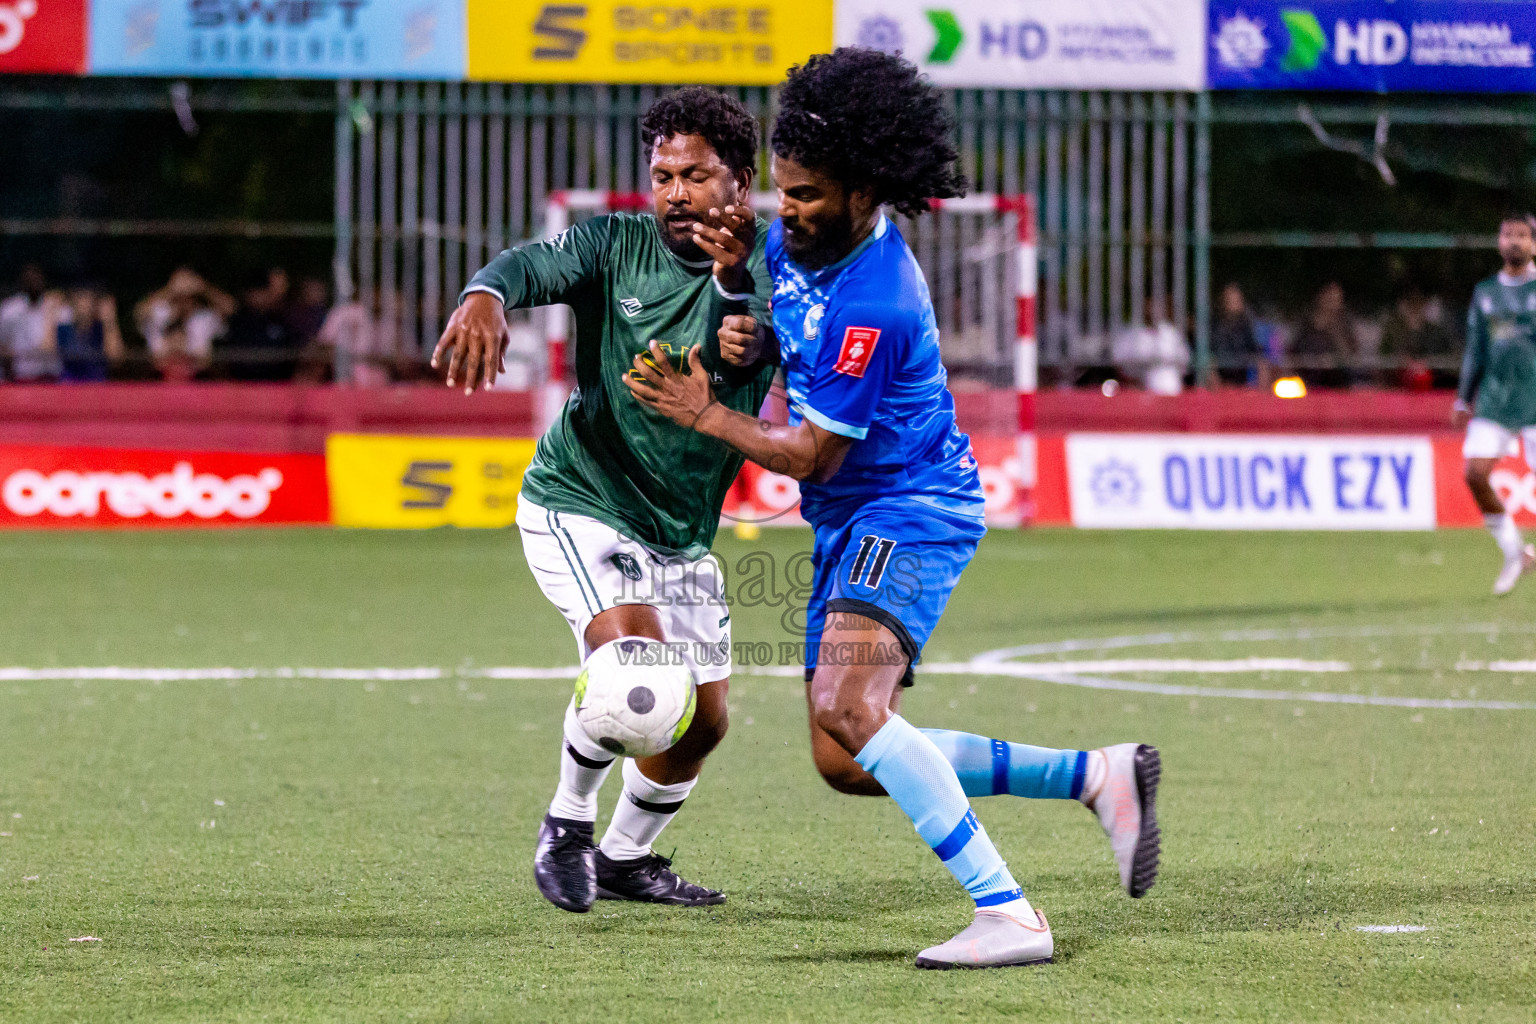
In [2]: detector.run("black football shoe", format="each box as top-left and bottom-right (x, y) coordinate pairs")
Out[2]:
(594, 850), (726, 906)
(534, 814), (597, 913)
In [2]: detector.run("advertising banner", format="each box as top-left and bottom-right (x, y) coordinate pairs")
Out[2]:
(835, 0), (1205, 91)
(0, 0), (86, 72)
(0, 445), (327, 529)
(89, 0), (466, 79)
(468, 0), (831, 85)
(719, 433), (1035, 528)
(1066, 433), (1438, 530)
(1209, 1), (1536, 92)
(326, 434), (536, 528)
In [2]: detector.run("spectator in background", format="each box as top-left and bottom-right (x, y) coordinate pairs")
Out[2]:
(1379, 287), (1457, 390)
(1111, 296), (1190, 396)
(135, 268), (234, 382)
(317, 289), (399, 387)
(224, 267), (299, 381)
(1290, 281), (1358, 388)
(0, 263), (65, 381)
(53, 285), (125, 382)
(1211, 282), (1268, 386)
(285, 275), (330, 348)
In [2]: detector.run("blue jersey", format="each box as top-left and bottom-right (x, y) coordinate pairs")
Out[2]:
(767, 215), (984, 526)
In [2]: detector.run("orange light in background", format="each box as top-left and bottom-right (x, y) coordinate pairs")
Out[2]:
(1273, 376), (1307, 399)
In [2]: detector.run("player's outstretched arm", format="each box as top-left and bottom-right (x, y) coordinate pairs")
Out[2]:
(624, 341), (850, 482)
(431, 291), (510, 395)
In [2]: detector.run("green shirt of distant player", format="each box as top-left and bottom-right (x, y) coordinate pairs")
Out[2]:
(1460, 270), (1536, 430)
(464, 213), (774, 559)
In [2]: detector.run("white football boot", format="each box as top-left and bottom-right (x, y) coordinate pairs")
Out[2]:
(915, 909), (1053, 969)
(1492, 544), (1536, 596)
(1084, 743), (1162, 898)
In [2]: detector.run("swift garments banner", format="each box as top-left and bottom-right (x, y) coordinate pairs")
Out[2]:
(1065, 434), (1438, 530)
(834, 0), (1206, 90)
(89, 0), (466, 78)
(0, 445), (328, 528)
(468, 0), (831, 85)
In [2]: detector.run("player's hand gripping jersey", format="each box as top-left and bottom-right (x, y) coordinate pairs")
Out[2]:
(767, 214), (984, 525)
(465, 213), (775, 559)
(1460, 271), (1536, 430)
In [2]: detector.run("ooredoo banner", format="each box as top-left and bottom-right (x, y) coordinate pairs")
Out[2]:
(0, 0), (86, 73)
(1066, 433), (1438, 530)
(0, 445), (328, 529)
(1209, 0), (1536, 92)
(89, 0), (466, 79)
(835, 0), (1206, 90)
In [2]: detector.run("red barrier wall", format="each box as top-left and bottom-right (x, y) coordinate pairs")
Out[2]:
(0, 385), (535, 454)
(0, 384), (1460, 452)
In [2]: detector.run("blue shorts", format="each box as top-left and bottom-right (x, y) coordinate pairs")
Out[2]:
(803, 500), (986, 687)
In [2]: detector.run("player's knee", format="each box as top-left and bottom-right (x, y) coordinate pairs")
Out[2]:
(809, 692), (877, 755)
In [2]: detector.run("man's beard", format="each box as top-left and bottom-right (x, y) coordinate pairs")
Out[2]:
(659, 211), (710, 262)
(782, 215), (855, 270)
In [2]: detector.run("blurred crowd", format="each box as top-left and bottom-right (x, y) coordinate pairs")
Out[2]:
(0, 263), (1465, 393)
(0, 263), (413, 386)
(1069, 280), (1462, 396)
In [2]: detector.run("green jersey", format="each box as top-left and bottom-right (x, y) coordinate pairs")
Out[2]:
(1460, 271), (1536, 429)
(465, 212), (775, 559)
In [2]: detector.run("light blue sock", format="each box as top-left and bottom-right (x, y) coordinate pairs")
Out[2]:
(854, 715), (1029, 912)
(921, 729), (1088, 801)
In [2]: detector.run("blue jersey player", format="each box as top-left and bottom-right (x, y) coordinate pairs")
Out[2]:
(627, 48), (1162, 968)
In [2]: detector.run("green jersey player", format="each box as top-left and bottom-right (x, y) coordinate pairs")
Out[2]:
(431, 88), (775, 912)
(1454, 213), (1536, 595)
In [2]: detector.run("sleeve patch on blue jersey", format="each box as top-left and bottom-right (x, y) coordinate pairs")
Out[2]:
(833, 326), (881, 378)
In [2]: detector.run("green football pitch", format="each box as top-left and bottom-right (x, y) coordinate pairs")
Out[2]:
(2, 527), (1533, 1022)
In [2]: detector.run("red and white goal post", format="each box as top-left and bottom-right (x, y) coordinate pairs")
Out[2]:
(541, 190), (1039, 525)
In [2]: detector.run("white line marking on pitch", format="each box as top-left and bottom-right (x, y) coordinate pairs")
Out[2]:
(1355, 925), (1427, 933)
(924, 664), (1536, 710)
(0, 667), (444, 682)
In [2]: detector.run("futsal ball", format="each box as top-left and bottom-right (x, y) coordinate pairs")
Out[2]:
(574, 637), (697, 758)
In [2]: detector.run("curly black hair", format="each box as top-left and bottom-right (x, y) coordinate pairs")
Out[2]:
(772, 47), (966, 217)
(640, 87), (760, 176)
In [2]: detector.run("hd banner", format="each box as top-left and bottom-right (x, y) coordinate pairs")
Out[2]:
(1209, 0), (1536, 92)
(467, 0), (832, 85)
(89, 0), (466, 78)
(1065, 434), (1438, 530)
(835, 0), (1205, 90)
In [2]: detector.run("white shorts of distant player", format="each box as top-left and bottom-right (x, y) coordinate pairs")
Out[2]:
(1463, 417), (1536, 468)
(515, 495), (732, 684)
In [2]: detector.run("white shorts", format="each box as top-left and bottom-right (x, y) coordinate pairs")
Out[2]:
(515, 495), (732, 684)
(1463, 417), (1536, 468)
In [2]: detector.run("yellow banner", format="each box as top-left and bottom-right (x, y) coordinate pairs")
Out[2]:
(468, 1), (832, 85)
(326, 434), (537, 529)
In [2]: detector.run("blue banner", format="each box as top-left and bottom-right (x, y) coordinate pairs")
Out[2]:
(1209, 1), (1536, 92)
(90, 0), (466, 79)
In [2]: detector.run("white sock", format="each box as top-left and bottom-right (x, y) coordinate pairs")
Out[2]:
(598, 759), (697, 862)
(1078, 749), (1108, 806)
(1485, 513), (1524, 561)
(547, 699), (615, 822)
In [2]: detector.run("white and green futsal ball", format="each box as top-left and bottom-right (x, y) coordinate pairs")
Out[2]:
(574, 637), (696, 758)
